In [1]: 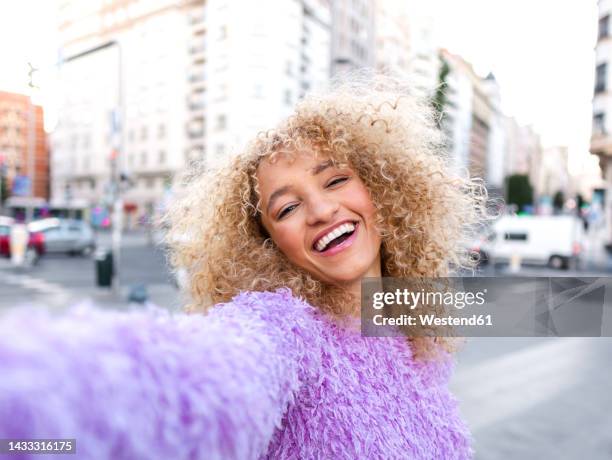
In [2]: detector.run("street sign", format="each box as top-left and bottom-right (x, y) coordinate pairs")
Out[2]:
(12, 175), (31, 196)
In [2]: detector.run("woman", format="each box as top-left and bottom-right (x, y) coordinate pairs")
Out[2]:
(163, 75), (486, 458)
(0, 77), (485, 459)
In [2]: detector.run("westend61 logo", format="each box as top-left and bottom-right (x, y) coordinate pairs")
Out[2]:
(361, 277), (612, 338)
(372, 288), (487, 310)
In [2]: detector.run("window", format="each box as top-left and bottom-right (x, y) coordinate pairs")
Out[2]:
(141, 152), (147, 166)
(158, 150), (166, 164)
(157, 124), (166, 139)
(600, 15), (609, 39)
(285, 90), (292, 105)
(141, 126), (148, 140)
(594, 112), (607, 135)
(219, 25), (227, 40)
(43, 227), (61, 239)
(216, 114), (226, 131)
(504, 232), (528, 242)
(596, 63), (607, 94)
(146, 177), (155, 189)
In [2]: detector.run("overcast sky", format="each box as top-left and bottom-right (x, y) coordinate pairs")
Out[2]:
(432, 0), (599, 172)
(0, 0), (600, 172)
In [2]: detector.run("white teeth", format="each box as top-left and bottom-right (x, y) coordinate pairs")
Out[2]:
(315, 222), (356, 252)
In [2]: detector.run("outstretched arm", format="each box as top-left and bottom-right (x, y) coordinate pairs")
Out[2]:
(0, 289), (318, 460)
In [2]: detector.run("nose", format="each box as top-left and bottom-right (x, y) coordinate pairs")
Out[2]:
(305, 194), (339, 226)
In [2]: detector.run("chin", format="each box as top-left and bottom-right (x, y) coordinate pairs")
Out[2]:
(321, 267), (370, 284)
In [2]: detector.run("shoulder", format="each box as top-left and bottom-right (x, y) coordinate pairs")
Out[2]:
(211, 288), (315, 318)
(410, 347), (457, 387)
(208, 288), (325, 339)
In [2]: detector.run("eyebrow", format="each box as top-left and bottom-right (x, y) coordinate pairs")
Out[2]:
(265, 160), (334, 216)
(311, 159), (334, 175)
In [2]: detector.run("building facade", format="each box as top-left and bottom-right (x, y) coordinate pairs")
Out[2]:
(53, 0), (198, 226)
(503, 116), (542, 201)
(439, 49), (506, 190)
(374, 1), (438, 100)
(53, 0), (331, 225)
(591, 0), (612, 238)
(0, 91), (49, 202)
(204, 0), (331, 168)
(330, 0), (375, 75)
(536, 146), (570, 200)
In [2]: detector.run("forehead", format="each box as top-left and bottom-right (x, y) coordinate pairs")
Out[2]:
(261, 149), (321, 169)
(257, 150), (329, 183)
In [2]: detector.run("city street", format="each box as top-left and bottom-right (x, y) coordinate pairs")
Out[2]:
(0, 230), (182, 312)
(1, 230), (612, 458)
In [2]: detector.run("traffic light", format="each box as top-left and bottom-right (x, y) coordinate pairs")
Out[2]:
(27, 62), (38, 88)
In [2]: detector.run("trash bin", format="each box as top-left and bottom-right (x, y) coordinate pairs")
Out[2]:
(95, 249), (114, 287)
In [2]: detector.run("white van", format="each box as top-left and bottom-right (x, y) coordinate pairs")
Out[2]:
(475, 215), (584, 269)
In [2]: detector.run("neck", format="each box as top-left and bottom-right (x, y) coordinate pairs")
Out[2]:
(344, 276), (384, 318)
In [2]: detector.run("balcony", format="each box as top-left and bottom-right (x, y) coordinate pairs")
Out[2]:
(590, 133), (612, 156)
(188, 71), (206, 84)
(186, 116), (205, 139)
(189, 42), (206, 56)
(187, 93), (205, 111)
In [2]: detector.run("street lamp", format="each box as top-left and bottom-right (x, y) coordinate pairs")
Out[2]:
(26, 62), (39, 222)
(63, 41), (124, 293)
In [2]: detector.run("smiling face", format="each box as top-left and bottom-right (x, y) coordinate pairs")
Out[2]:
(256, 149), (382, 289)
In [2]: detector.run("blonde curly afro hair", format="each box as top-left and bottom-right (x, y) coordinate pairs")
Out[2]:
(163, 74), (489, 359)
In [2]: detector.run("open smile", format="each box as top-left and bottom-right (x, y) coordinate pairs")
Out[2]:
(312, 221), (359, 257)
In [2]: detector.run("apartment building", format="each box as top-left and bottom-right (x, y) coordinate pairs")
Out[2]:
(374, 1), (438, 99)
(591, 0), (612, 237)
(330, 0), (375, 75)
(53, 0), (331, 223)
(0, 90), (48, 201)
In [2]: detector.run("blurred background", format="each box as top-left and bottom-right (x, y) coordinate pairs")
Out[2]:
(0, 1), (611, 458)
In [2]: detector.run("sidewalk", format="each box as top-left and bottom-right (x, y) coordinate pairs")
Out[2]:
(94, 228), (166, 249)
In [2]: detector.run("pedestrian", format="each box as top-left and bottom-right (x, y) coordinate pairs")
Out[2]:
(163, 74), (487, 458)
(9, 219), (29, 267)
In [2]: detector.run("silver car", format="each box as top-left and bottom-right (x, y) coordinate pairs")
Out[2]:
(34, 219), (96, 256)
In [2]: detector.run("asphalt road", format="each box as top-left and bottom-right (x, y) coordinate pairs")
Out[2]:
(0, 232), (179, 310)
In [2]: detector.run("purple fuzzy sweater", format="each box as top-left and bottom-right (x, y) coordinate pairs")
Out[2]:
(0, 288), (472, 459)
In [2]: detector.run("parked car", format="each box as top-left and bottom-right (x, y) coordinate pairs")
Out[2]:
(29, 218), (96, 256)
(472, 215), (584, 270)
(0, 216), (45, 263)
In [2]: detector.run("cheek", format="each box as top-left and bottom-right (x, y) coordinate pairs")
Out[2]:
(271, 223), (308, 261)
(347, 184), (377, 218)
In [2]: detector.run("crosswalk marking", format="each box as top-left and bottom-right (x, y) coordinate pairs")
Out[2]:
(2, 273), (71, 306)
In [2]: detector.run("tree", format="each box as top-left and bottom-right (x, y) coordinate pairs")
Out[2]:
(432, 58), (450, 128)
(505, 174), (533, 212)
(0, 163), (8, 207)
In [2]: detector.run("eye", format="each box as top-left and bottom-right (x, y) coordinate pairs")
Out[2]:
(327, 176), (349, 188)
(277, 204), (298, 220)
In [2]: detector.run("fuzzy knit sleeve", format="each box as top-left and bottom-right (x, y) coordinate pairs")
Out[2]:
(0, 288), (321, 460)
